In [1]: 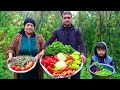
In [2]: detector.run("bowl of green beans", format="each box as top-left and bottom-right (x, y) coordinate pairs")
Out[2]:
(7, 55), (37, 73)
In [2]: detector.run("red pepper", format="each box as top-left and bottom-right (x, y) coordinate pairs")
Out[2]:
(44, 59), (50, 66)
(51, 56), (54, 58)
(46, 58), (52, 63)
(45, 56), (50, 59)
(49, 69), (54, 74)
(49, 63), (55, 68)
(64, 67), (70, 71)
(50, 60), (56, 63)
(46, 66), (54, 74)
(54, 55), (58, 60)
(41, 60), (45, 65)
(46, 66), (51, 70)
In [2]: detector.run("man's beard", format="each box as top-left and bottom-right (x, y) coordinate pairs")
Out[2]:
(64, 23), (71, 27)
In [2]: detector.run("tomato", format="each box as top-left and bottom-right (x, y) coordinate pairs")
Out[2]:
(15, 66), (21, 71)
(25, 64), (31, 70)
(21, 67), (26, 71)
(28, 61), (34, 67)
(11, 65), (16, 70)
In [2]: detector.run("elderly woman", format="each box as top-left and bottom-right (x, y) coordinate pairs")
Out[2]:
(7, 17), (45, 79)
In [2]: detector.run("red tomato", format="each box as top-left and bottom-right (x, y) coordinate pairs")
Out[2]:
(28, 61), (34, 67)
(25, 64), (31, 70)
(11, 65), (16, 70)
(15, 66), (21, 71)
(21, 67), (26, 71)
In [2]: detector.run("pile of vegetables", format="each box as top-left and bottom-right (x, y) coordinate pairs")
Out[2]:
(91, 62), (113, 76)
(95, 69), (112, 75)
(41, 41), (83, 78)
(44, 41), (75, 56)
(41, 51), (82, 77)
(9, 55), (35, 71)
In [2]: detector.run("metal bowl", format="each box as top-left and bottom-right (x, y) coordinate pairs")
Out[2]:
(7, 56), (37, 73)
(88, 63), (115, 79)
(39, 57), (84, 79)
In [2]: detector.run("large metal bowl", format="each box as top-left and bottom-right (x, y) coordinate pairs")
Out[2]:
(39, 57), (84, 79)
(7, 56), (37, 73)
(89, 63), (115, 79)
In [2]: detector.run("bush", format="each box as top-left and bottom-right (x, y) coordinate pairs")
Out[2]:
(0, 53), (14, 79)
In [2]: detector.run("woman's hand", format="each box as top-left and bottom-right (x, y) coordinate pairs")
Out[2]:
(7, 53), (13, 64)
(34, 49), (44, 63)
(80, 54), (86, 63)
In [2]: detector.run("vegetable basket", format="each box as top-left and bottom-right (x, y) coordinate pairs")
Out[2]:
(7, 56), (37, 73)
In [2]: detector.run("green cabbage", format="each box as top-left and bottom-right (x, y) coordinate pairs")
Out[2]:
(57, 53), (67, 61)
(55, 61), (67, 70)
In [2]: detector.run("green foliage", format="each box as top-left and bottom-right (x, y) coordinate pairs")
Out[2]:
(0, 11), (120, 79)
(0, 53), (14, 79)
(36, 11), (61, 41)
(80, 58), (92, 79)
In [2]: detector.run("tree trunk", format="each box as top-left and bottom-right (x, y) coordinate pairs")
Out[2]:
(60, 11), (64, 16)
(96, 11), (100, 42)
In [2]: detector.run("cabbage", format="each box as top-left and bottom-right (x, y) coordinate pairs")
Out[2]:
(55, 61), (67, 70)
(57, 53), (67, 61)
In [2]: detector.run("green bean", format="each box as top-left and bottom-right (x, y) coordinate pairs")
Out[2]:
(10, 55), (34, 67)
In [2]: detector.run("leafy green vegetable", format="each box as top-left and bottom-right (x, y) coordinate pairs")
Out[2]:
(44, 41), (75, 55)
(95, 69), (112, 75)
(93, 62), (113, 76)
(93, 62), (104, 70)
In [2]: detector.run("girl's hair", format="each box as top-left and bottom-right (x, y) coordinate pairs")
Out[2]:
(95, 42), (106, 50)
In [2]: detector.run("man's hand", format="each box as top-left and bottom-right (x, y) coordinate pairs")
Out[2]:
(34, 49), (44, 63)
(80, 54), (86, 63)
